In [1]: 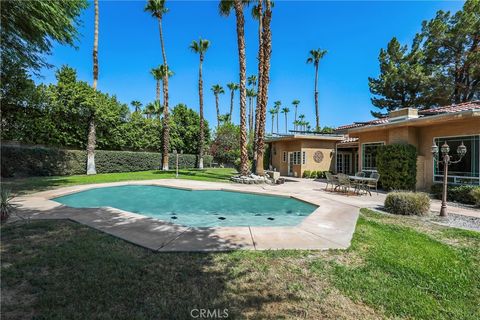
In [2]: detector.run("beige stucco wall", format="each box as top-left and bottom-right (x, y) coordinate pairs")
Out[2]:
(351, 117), (480, 190)
(270, 139), (337, 177)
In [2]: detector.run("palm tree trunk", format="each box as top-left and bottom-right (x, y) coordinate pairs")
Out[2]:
(198, 54), (204, 169)
(215, 94), (220, 128)
(234, 0), (248, 176)
(156, 79), (161, 102)
(285, 113), (287, 133)
(87, 0), (99, 175)
(276, 112), (279, 133)
(158, 17), (169, 170)
(294, 106), (297, 131)
(314, 62), (319, 130)
(248, 96), (253, 134)
(255, 0), (272, 176)
(253, 0), (263, 171)
(271, 115), (274, 134)
(229, 90), (234, 122)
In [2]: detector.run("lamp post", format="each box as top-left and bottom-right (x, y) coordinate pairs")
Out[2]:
(431, 141), (467, 217)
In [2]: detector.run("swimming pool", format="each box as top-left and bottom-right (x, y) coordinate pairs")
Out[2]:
(53, 185), (317, 227)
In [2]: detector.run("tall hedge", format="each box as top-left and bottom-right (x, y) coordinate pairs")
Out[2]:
(376, 144), (417, 190)
(1, 145), (212, 178)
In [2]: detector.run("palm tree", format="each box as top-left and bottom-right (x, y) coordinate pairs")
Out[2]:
(190, 38), (210, 169)
(247, 75), (257, 88)
(281, 107), (290, 133)
(251, 4), (263, 171)
(268, 108), (276, 134)
(211, 84), (225, 128)
(292, 99), (300, 131)
(145, 101), (163, 120)
(246, 88), (256, 135)
(273, 100), (281, 133)
(218, 113), (231, 126)
(86, 0), (99, 175)
(254, 0), (273, 176)
(226, 82), (239, 122)
(220, 0), (249, 176)
(306, 48), (327, 130)
(145, 0), (170, 170)
(298, 114), (306, 132)
(131, 100), (142, 113)
(150, 66), (163, 102)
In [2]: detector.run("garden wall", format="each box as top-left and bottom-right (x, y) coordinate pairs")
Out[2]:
(1, 144), (212, 178)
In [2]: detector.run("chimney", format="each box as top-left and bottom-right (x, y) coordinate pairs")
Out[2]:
(388, 108), (418, 122)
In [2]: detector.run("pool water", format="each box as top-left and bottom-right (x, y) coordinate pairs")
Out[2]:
(53, 185), (317, 227)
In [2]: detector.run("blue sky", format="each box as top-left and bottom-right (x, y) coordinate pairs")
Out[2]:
(35, 0), (464, 131)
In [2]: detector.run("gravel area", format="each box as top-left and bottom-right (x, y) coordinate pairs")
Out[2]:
(431, 213), (480, 232)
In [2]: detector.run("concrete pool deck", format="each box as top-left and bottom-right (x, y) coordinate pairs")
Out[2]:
(11, 179), (362, 251)
(12, 178), (477, 251)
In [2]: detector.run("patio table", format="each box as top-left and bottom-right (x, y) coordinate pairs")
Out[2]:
(348, 176), (377, 196)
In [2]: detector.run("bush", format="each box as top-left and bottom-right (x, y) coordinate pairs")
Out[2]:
(377, 144), (417, 191)
(303, 170), (311, 178)
(384, 191), (430, 216)
(430, 184), (478, 205)
(1, 145), (212, 177)
(309, 171), (318, 178)
(470, 188), (480, 207)
(316, 171), (327, 179)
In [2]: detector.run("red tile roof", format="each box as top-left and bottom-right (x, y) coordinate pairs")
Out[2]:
(419, 101), (480, 115)
(335, 101), (479, 131)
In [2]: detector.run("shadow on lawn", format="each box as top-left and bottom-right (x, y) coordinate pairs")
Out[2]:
(3, 204), (289, 318)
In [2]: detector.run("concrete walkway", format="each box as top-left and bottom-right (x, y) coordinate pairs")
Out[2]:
(10, 178), (479, 252)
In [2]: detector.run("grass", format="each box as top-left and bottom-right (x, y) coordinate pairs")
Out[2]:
(1, 208), (479, 319)
(2, 168), (236, 195)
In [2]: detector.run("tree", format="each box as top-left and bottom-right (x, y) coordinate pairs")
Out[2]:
(369, 0), (479, 116)
(255, 0), (273, 176)
(145, 100), (163, 120)
(298, 114), (306, 131)
(170, 103), (210, 155)
(190, 38), (210, 169)
(246, 88), (257, 135)
(210, 123), (240, 166)
(292, 99), (300, 131)
(281, 107), (290, 133)
(131, 101), (142, 113)
(145, 0), (170, 170)
(150, 66), (163, 102)
(306, 48), (327, 130)
(226, 82), (239, 122)
(218, 113), (231, 126)
(368, 37), (431, 117)
(268, 108), (276, 134)
(86, 0), (100, 175)
(0, 0), (87, 72)
(211, 84), (225, 128)
(252, 3), (263, 170)
(220, 0), (249, 176)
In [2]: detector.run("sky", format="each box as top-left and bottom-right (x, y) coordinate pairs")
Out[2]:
(35, 0), (465, 132)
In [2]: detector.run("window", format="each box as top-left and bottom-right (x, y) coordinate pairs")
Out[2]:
(283, 152), (287, 163)
(302, 151), (306, 165)
(433, 135), (480, 185)
(290, 151), (302, 165)
(362, 142), (384, 170)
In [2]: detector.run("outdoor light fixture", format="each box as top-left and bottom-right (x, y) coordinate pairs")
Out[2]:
(431, 141), (467, 217)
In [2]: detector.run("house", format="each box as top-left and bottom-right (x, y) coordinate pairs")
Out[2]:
(266, 101), (480, 190)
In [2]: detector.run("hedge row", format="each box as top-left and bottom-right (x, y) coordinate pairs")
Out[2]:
(1, 145), (213, 177)
(377, 144), (417, 191)
(430, 183), (480, 205)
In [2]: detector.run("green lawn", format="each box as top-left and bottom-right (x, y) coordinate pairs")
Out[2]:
(2, 168), (236, 194)
(1, 209), (479, 319)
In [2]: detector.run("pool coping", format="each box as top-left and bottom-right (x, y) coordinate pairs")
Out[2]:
(11, 179), (360, 252)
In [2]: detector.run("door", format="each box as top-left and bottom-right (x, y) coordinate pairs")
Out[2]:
(336, 152), (352, 174)
(288, 152), (294, 176)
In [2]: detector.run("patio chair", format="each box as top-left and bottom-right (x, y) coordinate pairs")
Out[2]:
(325, 172), (340, 191)
(337, 173), (352, 194)
(365, 172), (380, 195)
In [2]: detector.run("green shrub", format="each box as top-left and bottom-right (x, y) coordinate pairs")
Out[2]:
(377, 144), (417, 191)
(316, 171), (326, 179)
(302, 170), (311, 178)
(430, 184), (478, 205)
(309, 171), (317, 178)
(1, 145), (212, 177)
(384, 191), (430, 216)
(470, 188), (480, 207)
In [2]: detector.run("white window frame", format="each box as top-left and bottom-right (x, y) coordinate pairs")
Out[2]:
(432, 134), (480, 185)
(282, 151), (287, 163)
